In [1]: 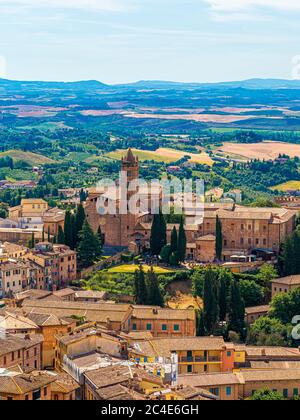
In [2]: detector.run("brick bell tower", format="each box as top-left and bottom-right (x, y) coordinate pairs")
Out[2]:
(119, 149), (139, 246)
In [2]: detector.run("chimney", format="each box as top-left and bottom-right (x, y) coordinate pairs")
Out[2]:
(261, 349), (266, 357)
(24, 334), (31, 340)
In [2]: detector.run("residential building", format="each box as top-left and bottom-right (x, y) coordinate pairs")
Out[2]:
(0, 370), (55, 401)
(0, 334), (43, 371)
(178, 373), (240, 401)
(129, 337), (235, 374)
(8, 198), (49, 230)
(245, 305), (270, 325)
(50, 373), (80, 401)
(127, 306), (196, 337)
(272, 275), (300, 297)
(43, 207), (65, 237)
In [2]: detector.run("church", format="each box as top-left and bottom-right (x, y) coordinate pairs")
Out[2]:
(85, 149), (297, 263)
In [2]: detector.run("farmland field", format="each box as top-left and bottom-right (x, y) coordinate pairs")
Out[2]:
(0, 150), (55, 165)
(218, 141), (300, 161)
(271, 181), (300, 192)
(106, 147), (213, 165)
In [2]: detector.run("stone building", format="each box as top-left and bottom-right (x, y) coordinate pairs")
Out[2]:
(85, 149), (297, 262)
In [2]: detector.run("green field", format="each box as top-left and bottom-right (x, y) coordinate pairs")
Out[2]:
(271, 180), (300, 192)
(106, 147), (213, 165)
(0, 150), (55, 165)
(106, 264), (174, 274)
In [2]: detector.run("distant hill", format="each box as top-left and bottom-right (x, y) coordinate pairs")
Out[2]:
(1, 77), (300, 92)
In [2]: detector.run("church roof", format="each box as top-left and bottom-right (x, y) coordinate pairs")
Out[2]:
(124, 148), (136, 163)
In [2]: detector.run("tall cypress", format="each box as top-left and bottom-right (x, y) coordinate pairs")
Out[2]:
(57, 225), (65, 245)
(159, 210), (167, 251)
(77, 220), (103, 269)
(216, 215), (223, 261)
(170, 226), (178, 255)
(146, 267), (164, 307)
(203, 268), (219, 334)
(150, 214), (162, 255)
(197, 310), (206, 337)
(64, 210), (73, 249)
(178, 217), (187, 262)
(134, 265), (148, 305)
(47, 226), (51, 242)
(75, 204), (86, 246)
(219, 272), (228, 322)
(228, 280), (246, 340)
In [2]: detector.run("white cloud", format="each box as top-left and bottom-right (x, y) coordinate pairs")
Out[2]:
(0, 0), (127, 12)
(204, 0), (300, 12)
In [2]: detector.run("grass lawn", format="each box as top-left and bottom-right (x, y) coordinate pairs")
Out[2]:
(106, 264), (175, 274)
(271, 180), (300, 191)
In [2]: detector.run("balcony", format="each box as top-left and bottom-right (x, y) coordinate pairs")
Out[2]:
(180, 356), (206, 363)
(208, 356), (221, 363)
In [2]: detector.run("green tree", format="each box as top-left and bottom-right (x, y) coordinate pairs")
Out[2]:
(219, 272), (228, 322)
(64, 210), (73, 249)
(250, 389), (285, 401)
(177, 217), (187, 262)
(160, 244), (171, 264)
(77, 220), (103, 269)
(134, 266), (148, 305)
(170, 226), (178, 255)
(215, 215), (223, 261)
(146, 267), (164, 307)
(57, 225), (65, 245)
(203, 268), (219, 334)
(228, 280), (246, 340)
(150, 214), (162, 255)
(169, 251), (180, 267)
(196, 310), (206, 336)
(47, 226), (51, 242)
(247, 316), (288, 346)
(269, 286), (300, 325)
(42, 227), (45, 242)
(75, 204), (86, 246)
(239, 280), (264, 307)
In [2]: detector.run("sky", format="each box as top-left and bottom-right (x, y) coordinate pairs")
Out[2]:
(0, 0), (300, 84)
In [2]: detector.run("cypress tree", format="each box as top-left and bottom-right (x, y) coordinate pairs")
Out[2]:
(197, 310), (206, 337)
(216, 215), (223, 261)
(75, 204), (86, 246)
(170, 226), (178, 255)
(134, 265), (148, 305)
(150, 214), (162, 255)
(203, 268), (219, 334)
(97, 226), (103, 247)
(57, 225), (65, 245)
(77, 220), (103, 268)
(47, 226), (51, 242)
(219, 272), (228, 322)
(146, 267), (164, 307)
(42, 227), (45, 242)
(64, 210), (73, 249)
(159, 210), (167, 251)
(228, 280), (246, 340)
(177, 217), (187, 262)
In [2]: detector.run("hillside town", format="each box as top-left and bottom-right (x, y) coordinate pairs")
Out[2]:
(0, 149), (300, 401)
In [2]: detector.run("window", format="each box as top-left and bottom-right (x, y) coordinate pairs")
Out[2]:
(162, 324), (167, 331)
(283, 389), (289, 398)
(209, 388), (220, 397)
(294, 388), (299, 397)
(174, 324), (180, 332)
(226, 387), (232, 397)
(227, 351), (231, 358)
(146, 323), (152, 331)
(132, 323), (137, 331)
(187, 365), (193, 374)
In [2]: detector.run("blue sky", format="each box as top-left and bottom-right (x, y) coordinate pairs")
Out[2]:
(0, 0), (300, 83)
